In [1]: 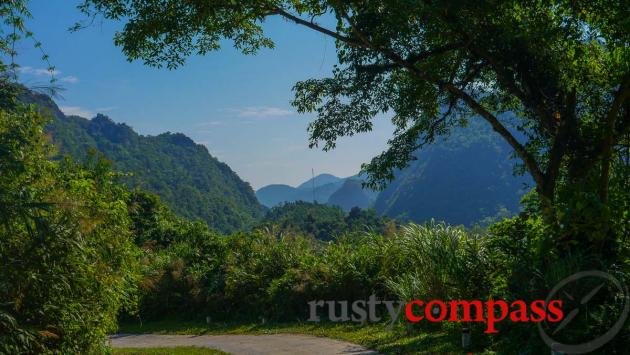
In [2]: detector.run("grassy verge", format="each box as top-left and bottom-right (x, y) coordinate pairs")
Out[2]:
(117, 319), (487, 354)
(113, 347), (227, 354)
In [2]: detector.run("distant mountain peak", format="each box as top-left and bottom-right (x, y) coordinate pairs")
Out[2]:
(296, 173), (345, 190)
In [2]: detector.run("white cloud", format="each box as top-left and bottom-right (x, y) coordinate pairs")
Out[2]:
(95, 106), (117, 112)
(34, 68), (60, 76)
(229, 106), (293, 118)
(59, 106), (94, 118)
(17, 66), (78, 83)
(195, 120), (224, 128)
(16, 66), (34, 74)
(18, 66), (60, 76)
(60, 75), (79, 83)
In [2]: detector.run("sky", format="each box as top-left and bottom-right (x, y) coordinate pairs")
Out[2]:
(14, 1), (394, 189)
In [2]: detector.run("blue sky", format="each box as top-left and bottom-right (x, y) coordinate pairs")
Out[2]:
(15, 1), (394, 189)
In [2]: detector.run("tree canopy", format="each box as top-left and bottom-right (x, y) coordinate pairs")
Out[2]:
(80, 0), (629, 253)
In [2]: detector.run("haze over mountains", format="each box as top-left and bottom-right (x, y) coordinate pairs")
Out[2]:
(24, 88), (531, 230)
(255, 173), (378, 210)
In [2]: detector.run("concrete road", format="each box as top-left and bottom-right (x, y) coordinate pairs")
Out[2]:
(110, 333), (380, 355)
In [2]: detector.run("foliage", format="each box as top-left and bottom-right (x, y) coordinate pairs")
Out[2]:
(129, 206), (629, 353)
(127, 193), (227, 320)
(484, 214), (630, 353)
(257, 201), (395, 240)
(2, 2), (628, 354)
(0, 0), (58, 98)
(0, 91), (140, 354)
(132, 212), (481, 324)
(384, 223), (489, 302)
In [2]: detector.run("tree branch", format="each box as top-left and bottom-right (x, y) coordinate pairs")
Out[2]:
(470, 47), (558, 135)
(443, 82), (547, 190)
(282, 3), (547, 205)
(355, 42), (465, 74)
(599, 73), (630, 202)
(333, 3), (547, 200)
(269, 7), (362, 47)
(544, 88), (575, 199)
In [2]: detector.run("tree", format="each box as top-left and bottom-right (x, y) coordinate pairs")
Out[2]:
(79, 1), (629, 254)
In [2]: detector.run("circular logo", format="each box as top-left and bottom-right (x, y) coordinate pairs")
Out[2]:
(538, 270), (629, 354)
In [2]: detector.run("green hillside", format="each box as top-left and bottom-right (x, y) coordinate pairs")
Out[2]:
(375, 119), (531, 226)
(22, 90), (264, 234)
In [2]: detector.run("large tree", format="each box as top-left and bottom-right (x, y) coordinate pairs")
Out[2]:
(79, 0), (629, 253)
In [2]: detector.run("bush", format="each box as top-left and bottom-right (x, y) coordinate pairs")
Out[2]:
(0, 103), (140, 354)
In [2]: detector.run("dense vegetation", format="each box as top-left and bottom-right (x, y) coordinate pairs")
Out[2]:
(257, 201), (395, 240)
(22, 90), (264, 234)
(126, 202), (629, 353)
(0, 86), (140, 353)
(2, 81), (629, 353)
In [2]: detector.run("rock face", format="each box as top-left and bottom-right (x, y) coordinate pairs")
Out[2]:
(22, 89), (264, 234)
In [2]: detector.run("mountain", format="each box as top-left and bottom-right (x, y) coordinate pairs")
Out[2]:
(21, 89), (264, 234)
(254, 117), (530, 226)
(296, 173), (345, 190)
(256, 174), (347, 207)
(326, 178), (378, 211)
(254, 184), (297, 207)
(374, 118), (531, 226)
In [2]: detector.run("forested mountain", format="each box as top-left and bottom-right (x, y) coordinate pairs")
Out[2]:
(296, 173), (345, 190)
(25, 87), (528, 230)
(22, 90), (264, 234)
(256, 173), (347, 207)
(375, 119), (531, 226)
(257, 119), (530, 226)
(326, 178), (378, 210)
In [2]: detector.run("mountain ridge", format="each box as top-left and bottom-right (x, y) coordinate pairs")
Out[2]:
(21, 89), (264, 234)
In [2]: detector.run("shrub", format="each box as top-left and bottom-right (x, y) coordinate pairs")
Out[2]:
(0, 103), (140, 354)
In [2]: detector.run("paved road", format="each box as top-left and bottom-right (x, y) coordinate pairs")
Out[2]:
(110, 333), (380, 355)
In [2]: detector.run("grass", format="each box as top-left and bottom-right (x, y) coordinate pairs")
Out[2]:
(117, 319), (486, 354)
(113, 347), (227, 354)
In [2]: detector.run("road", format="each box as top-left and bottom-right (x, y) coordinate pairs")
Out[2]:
(110, 333), (380, 355)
